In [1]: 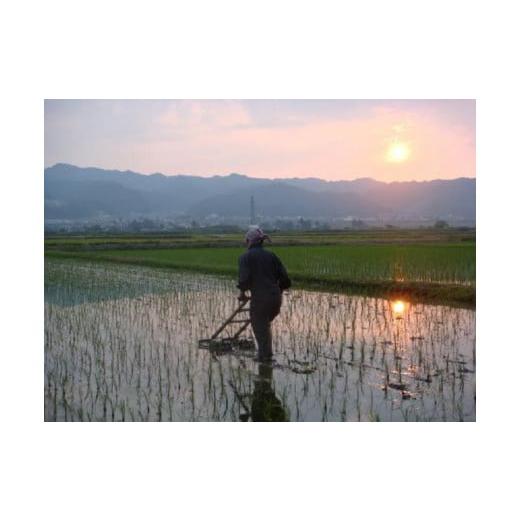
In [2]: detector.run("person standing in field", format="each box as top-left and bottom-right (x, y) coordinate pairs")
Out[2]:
(237, 226), (291, 362)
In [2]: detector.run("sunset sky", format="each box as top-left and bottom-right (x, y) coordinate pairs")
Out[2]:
(45, 100), (475, 182)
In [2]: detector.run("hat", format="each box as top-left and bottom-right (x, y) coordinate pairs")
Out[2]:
(245, 225), (270, 246)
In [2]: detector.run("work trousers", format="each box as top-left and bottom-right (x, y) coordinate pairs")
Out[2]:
(249, 291), (282, 359)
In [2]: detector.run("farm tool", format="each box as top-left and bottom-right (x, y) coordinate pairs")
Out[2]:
(198, 295), (256, 353)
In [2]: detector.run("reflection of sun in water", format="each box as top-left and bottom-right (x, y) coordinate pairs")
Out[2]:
(391, 300), (406, 314)
(386, 142), (410, 163)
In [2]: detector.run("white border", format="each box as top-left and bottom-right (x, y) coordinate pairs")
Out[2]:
(2, 1), (519, 519)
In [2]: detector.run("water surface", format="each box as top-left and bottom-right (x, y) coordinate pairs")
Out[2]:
(45, 259), (476, 421)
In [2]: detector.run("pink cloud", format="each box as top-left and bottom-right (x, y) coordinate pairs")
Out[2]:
(133, 104), (474, 181)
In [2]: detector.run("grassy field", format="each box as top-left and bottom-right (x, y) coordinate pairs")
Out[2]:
(45, 228), (475, 250)
(46, 229), (475, 306)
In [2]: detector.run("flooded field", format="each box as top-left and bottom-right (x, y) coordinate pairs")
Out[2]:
(45, 259), (476, 421)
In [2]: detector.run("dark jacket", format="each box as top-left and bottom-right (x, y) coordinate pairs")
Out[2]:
(237, 244), (291, 298)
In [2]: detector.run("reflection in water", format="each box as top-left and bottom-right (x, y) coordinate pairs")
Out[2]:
(45, 259), (476, 422)
(250, 363), (288, 422)
(391, 299), (407, 315)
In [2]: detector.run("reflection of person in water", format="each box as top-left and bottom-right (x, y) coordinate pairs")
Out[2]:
(251, 363), (287, 422)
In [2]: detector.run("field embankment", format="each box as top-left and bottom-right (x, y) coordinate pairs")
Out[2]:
(44, 228), (475, 251)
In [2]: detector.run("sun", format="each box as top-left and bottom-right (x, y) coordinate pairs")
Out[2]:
(386, 142), (411, 163)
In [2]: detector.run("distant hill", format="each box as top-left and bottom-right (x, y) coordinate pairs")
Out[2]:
(44, 163), (476, 221)
(188, 183), (385, 218)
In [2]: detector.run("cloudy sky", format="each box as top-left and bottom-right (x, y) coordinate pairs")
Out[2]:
(45, 99), (475, 182)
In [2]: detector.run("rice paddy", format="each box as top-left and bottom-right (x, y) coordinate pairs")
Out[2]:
(45, 259), (476, 421)
(46, 240), (475, 305)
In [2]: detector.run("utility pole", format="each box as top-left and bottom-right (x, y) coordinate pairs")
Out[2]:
(250, 195), (256, 225)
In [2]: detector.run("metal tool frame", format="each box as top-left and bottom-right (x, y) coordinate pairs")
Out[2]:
(198, 296), (255, 351)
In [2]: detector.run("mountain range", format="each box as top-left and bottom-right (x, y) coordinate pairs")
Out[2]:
(44, 163), (476, 221)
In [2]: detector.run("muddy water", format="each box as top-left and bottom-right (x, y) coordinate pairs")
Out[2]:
(44, 259), (475, 421)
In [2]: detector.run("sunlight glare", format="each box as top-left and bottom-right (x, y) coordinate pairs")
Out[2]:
(391, 300), (406, 314)
(386, 142), (410, 163)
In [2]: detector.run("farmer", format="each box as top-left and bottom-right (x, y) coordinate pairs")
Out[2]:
(237, 226), (291, 362)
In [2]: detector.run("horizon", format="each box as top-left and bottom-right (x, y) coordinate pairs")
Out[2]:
(45, 100), (475, 183)
(47, 161), (475, 185)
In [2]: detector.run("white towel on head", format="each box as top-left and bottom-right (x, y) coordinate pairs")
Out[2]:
(245, 225), (269, 245)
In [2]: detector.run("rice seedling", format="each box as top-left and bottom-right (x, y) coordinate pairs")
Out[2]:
(47, 240), (475, 305)
(45, 259), (475, 421)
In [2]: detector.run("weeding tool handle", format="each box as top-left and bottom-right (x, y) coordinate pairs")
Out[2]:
(210, 298), (250, 340)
